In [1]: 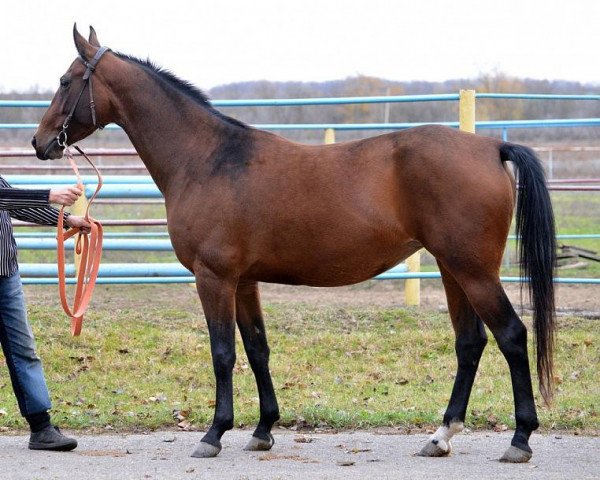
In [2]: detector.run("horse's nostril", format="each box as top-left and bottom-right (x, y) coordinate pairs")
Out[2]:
(31, 136), (37, 149)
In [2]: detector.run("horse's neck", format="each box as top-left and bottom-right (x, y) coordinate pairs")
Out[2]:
(111, 74), (230, 194)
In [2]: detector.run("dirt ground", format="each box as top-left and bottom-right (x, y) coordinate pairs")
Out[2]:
(24, 279), (600, 320)
(259, 280), (600, 316)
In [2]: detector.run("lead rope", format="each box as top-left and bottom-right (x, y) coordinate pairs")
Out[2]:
(57, 146), (103, 336)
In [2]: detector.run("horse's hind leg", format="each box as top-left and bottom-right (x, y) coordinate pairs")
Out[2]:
(235, 281), (280, 451)
(466, 280), (538, 462)
(444, 267), (538, 462)
(419, 263), (488, 457)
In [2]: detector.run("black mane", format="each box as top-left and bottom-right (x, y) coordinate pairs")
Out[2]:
(115, 52), (248, 129)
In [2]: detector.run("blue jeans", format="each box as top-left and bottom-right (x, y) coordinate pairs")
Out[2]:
(0, 271), (51, 417)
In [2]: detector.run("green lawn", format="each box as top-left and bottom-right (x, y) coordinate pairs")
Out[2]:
(0, 290), (597, 434)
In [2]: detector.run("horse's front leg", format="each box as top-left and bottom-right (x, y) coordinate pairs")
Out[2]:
(235, 281), (280, 451)
(191, 269), (238, 458)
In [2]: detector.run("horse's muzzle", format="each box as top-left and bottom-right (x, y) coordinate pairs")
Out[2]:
(32, 135), (64, 160)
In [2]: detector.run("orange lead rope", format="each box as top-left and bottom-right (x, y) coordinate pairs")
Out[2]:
(57, 146), (103, 336)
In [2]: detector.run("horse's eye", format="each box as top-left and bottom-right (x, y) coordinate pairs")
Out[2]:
(60, 79), (70, 89)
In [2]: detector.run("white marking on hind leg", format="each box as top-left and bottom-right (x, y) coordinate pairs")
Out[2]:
(430, 421), (464, 453)
(418, 421), (464, 457)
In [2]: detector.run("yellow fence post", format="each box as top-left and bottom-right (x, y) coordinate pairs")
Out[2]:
(459, 89), (476, 133)
(405, 252), (421, 306)
(324, 128), (335, 145)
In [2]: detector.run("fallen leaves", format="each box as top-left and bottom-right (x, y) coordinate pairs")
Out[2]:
(172, 409), (190, 421)
(177, 420), (193, 431)
(289, 416), (311, 431)
(334, 442), (374, 466)
(335, 443), (373, 454)
(66, 355), (94, 379)
(233, 361), (250, 373)
(280, 380), (307, 390)
(79, 449), (127, 457)
(172, 408), (194, 430)
(148, 394), (167, 403)
(258, 453), (318, 463)
(469, 409), (510, 431)
(70, 355), (95, 363)
(294, 435), (314, 443)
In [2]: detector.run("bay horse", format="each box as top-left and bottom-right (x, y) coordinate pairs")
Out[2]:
(32, 26), (556, 463)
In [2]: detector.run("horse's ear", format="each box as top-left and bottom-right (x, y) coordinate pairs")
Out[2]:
(73, 23), (95, 60)
(88, 26), (100, 47)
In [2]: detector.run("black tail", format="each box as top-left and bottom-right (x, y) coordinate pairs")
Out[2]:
(500, 143), (556, 404)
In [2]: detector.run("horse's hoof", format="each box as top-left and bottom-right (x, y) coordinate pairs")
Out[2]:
(190, 441), (222, 458)
(499, 445), (532, 463)
(244, 433), (275, 451)
(417, 439), (451, 457)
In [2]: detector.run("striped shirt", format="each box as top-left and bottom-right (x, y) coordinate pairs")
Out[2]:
(0, 174), (68, 276)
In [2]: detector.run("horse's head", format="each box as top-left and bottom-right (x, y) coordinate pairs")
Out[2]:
(32, 25), (114, 160)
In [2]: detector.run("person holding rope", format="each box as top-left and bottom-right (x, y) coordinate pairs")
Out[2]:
(0, 175), (91, 451)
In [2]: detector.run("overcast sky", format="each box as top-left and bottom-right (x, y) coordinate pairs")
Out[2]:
(1, 0), (599, 93)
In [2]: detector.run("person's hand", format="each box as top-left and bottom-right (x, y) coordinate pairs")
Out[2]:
(49, 185), (83, 206)
(66, 215), (92, 234)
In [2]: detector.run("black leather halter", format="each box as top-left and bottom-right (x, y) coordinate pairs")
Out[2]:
(57, 46), (111, 147)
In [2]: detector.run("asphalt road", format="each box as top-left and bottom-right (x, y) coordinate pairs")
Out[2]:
(1, 429), (598, 480)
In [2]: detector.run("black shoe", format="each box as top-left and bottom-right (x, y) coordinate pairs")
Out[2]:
(29, 425), (78, 451)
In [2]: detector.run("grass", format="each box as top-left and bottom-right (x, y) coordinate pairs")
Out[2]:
(0, 287), (598, 434)
(547, 191), (600, 277)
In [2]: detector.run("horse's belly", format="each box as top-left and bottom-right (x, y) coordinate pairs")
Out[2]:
(247, 239), (421, 287)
